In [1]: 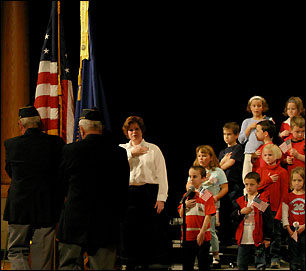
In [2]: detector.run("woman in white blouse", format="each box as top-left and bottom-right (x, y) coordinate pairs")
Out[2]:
(119, 116), (168, 269)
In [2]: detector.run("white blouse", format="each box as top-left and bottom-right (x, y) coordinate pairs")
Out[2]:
(119, 139), (168, 202)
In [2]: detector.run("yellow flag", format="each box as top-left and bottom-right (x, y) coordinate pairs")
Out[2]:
(80, 1), (89, 61)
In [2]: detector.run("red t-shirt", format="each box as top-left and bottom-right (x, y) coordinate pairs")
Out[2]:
(279, 119), (293, 142)
(287, 192), (305, 226)
(283, 139), (305, 176)
(178, 191), (216, 241)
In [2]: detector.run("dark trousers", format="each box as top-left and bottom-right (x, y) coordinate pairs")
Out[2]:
(219, 185), (243, 244)
(287, 226), (305, 271)
(268, 212), (282, 264)
(183, 240), (210, 271)
(58, 242), (117, 270)
(120, 184), (167, 268)
(237, 244), (266, 270)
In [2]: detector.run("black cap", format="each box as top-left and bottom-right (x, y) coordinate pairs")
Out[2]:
(19, 106), (40, 119)
(80, 108), (101, 121)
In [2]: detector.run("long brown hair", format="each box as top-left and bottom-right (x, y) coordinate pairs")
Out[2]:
(290, 167), (305, 191)
(283, 96), (305, 117)
(193, 145), (220, 171)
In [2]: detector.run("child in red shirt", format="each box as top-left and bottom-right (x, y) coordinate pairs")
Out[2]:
(281, 167), (305, 270)
(178, 165), (216, 271)
(256, 144), (289, 269)
(279, 96), (305, 142)
(232, 172), (273, 270)
(282, 116), (305, 177)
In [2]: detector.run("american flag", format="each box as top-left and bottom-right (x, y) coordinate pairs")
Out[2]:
(291, 221), (299, 242)
(200, 189), (212, 202)
(291, 230), (298, 242)
(34, 2), (74, 143)
(252, 197), (269, 212)
(279, 139), (292, 154)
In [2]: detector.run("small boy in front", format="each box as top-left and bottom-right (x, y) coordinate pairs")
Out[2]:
(178, 165), (216, 271)
(232, 172), (273, 270)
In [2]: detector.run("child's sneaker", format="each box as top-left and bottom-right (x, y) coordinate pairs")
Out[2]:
(213, 257), (221, 268)
(271, 262), (280, 269)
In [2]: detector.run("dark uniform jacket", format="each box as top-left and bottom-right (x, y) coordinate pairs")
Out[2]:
(56, 134), (130, 248)
(3, 128), (64, 226)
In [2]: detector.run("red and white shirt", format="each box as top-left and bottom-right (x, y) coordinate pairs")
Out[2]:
(178, 191), (216, 241)
(281, 192), (305, 227)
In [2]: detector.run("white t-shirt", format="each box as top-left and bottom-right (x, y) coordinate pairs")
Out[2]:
(241, 198), (255, 244)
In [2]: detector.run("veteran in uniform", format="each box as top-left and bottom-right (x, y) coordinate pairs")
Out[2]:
(3, 106), (65, 270)
(56, 108), (130, 270)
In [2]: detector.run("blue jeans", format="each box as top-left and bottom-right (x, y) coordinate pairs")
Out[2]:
(237, 244), (266, 270)
(210, 215), (219, 252)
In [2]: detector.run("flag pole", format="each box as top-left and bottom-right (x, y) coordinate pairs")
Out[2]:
(74, 1), (89, 142)
(57, 1), (63, 138)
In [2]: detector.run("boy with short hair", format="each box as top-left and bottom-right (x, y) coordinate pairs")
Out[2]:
(283, 116), (305, 176)
(232, 172), (273, 270)
(218, 122), (244, 244)
(252, 120), (276, 172)
(178, 165), (216, 271)
(219, 122), (244, 199)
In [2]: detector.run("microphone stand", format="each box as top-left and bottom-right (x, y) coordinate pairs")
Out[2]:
(182, 199), (187, 245)
(182, 197), (187, 264)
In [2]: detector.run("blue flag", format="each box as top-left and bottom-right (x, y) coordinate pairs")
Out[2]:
(73, 3), (111, 142)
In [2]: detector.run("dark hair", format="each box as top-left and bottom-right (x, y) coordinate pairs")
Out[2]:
(223, 122), (240, 135)
(190, 165), (207, 178)
(122, 116), (146, 139)
(244, 172), (261, 184)
(257, 120), (276, 139)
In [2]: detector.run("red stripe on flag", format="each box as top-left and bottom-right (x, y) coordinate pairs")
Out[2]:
(37, 72), (58, 85)
(41, 118), (58, 131)
(34, 95), (59, 109)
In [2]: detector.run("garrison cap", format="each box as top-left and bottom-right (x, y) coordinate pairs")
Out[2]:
(19, 106), (40, 119)
(80, 108), (101, 121)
